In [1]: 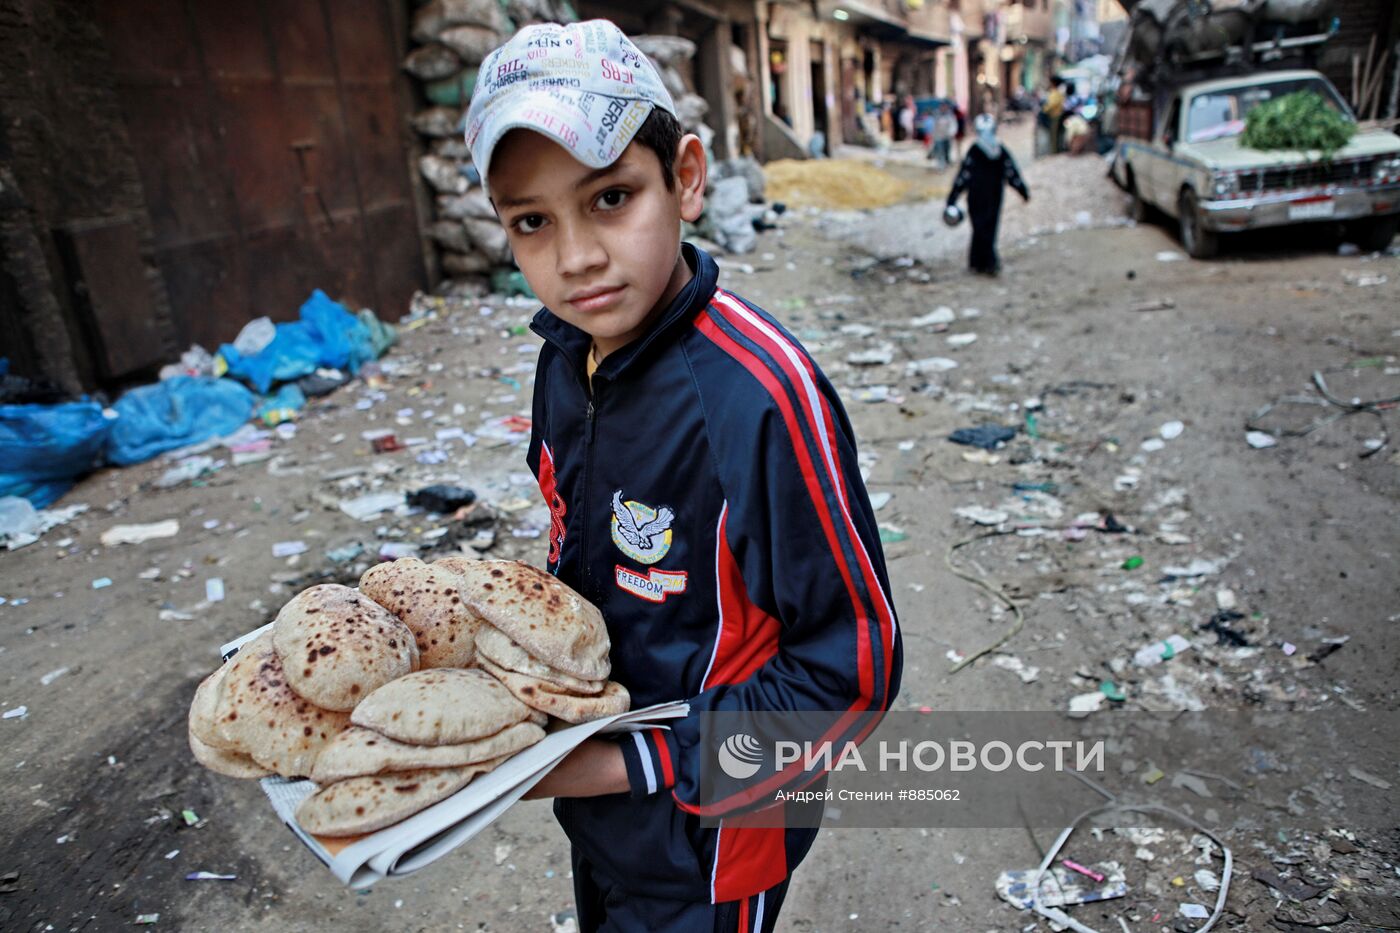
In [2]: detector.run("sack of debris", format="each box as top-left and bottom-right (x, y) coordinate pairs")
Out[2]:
(0, 398), (110, 507)
(106, 376), (255, 466)
(218, 290), (381, 394)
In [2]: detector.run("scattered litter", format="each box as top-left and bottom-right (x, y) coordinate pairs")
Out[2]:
(205, 578), (225, 603)
(271, 540), (308, 558)
(1347, 766), (1392, 790)
(379, 542), (420, 561)
(407, 485), (477, 514)
(1195, 869), (1220, 892)
(1180, 903), (1209, 920)
(1244, 430), (1276, 448)
(100, 520), (180, 547)
(1171, 772), (1213, 798)
(1200, 611), (1249, 646)
(135, 913), (160, 925)
(867, 492), (892, 511)
(948, 425), (1016, 450)
(995, 863), (1127, 910)
(181, 808), (199, 826)
(945, 333), (978, 349)
(1162, 558), (1224, 579)
(1061, 860), (1105, 883)
(164, 850), (179, 860)
(846, 346), (895, 366)
(1156, 250), (1185, 262)
(1027, 804), (1231, 933)
(339, 491), (405, 522)
(1160, 420), (1185, 440)
(1099, 681), (1126, 702)
(156, 456), (218, 488)
(186, 871), (238, 881)
(1121, 555), (1144, 570)
(3, 706), (28, 720)
(905, 357), (958, 375)
(39, 667), (69, 686)
(991, 655), (1039, 683)
(1133, 634), (1192, 668)
(910, 307), (956, 327)
(1068, 691), (1105, 716)
(326, 543), (365, 563)
(878, 525), (907, 544)
(954, 506), (1009, 526)
(91, 577), (112, 590)
(1282, 641), (1297, 656)
(1343, 270), (1387, 287)
(1130, 298), (1176, 312)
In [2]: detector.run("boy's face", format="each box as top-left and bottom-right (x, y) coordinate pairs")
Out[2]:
(488, 129), (706, 357)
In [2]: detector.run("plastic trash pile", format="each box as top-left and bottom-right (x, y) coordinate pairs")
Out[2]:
(0, 290), (396, 509)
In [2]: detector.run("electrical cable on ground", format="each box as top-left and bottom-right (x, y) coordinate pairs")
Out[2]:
(946, 529), (1025, 673)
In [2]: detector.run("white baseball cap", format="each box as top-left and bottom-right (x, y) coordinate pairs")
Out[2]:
(465, 20), (677, 192)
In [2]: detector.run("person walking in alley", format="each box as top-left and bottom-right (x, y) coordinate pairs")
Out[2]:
(927, 101), (957, 170)
(946, 113), (1030, 275)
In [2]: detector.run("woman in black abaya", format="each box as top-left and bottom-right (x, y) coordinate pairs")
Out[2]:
(946, 113), (1030, 275)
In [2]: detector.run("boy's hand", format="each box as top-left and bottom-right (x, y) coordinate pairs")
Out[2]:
(522, 739), (630, 799)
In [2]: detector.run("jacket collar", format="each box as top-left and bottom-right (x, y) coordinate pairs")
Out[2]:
(530, 242), (719, 382)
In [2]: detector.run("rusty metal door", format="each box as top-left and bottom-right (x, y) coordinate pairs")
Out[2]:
(96, 0), (426, 353)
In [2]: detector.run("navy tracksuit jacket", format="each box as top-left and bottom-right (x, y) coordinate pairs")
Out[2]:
(526, 244), (902, 907)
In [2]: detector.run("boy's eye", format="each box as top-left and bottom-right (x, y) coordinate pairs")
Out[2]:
(513, 214), (547, 234)
(595, 189), (629, 210)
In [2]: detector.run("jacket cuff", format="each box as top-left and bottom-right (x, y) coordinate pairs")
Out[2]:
(619, 727), (679, 797)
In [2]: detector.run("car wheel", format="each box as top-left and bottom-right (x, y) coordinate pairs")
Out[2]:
(1179, 189), (1219, 259)
(1350, 215), (1399, 252)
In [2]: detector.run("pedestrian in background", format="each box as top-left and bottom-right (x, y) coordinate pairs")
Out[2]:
(946, 113), (1030, 275)
(927, 101), (957, 170)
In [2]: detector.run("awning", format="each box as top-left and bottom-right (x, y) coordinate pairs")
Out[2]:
(819, 0), (950, 47)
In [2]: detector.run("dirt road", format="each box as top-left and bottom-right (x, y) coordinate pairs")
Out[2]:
(2, 156), (1397, 931)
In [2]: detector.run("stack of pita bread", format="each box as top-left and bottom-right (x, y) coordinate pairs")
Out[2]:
(187, 585), (418, 779)
(460, 561), (631, 723)
(297, 669), (547, 835)
(187, 558), (631, 837)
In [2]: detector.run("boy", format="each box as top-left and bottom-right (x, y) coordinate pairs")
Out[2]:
(464, 20), (901, 932)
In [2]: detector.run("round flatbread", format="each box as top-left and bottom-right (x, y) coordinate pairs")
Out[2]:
(359, 558), (482, 669)
(474, 626), (605, 695)
(431, 554), (481, 580)
(350, 668), (532, 745)
(214, 632), (351, 777)
(459, 561), (610, 681)
(189, 664), (239, 750)
(486, 667), (631, 724)
(189, 726), (273, 779)
(296, 760), (503, 837)
(272, 584), (420, 711)
(310, 721), (544, 783)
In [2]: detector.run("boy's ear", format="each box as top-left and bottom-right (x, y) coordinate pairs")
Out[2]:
(674, 133), (707, 224)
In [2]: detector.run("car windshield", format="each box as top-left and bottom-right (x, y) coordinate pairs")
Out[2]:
(1185, 78), (1351, 143)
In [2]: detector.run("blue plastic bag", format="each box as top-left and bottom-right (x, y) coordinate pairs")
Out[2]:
(0, 400), (111, 507)
(218, 290), (376, 393)
(106, 376), (255, 466)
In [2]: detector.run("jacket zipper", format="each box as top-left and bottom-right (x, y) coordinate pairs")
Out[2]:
(579, 393), (597, 597)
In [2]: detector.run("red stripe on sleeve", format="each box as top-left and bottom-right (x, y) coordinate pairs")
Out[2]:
(712, 291), (897, 702)
(650, 728), (676, 789)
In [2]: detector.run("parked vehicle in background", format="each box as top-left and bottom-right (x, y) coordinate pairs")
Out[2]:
(1105, 0), (1400, 257)
(1112, 69), (1400, 257)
